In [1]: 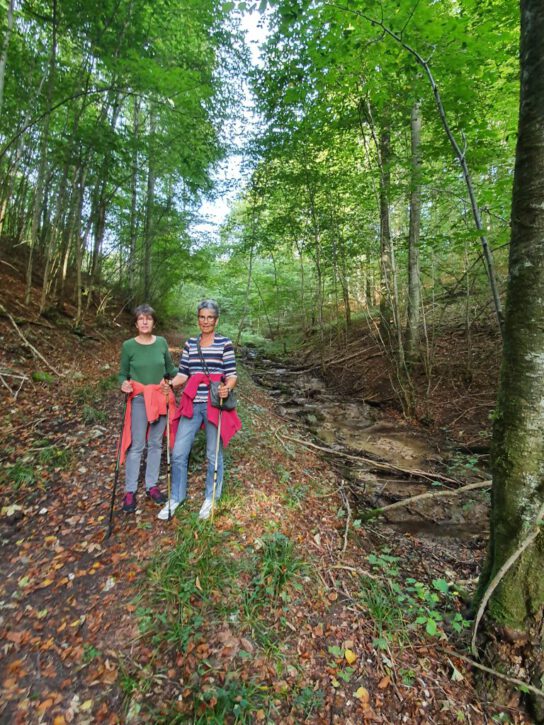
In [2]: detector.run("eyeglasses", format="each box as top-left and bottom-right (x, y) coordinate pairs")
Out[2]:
(198, 316), (217, 322)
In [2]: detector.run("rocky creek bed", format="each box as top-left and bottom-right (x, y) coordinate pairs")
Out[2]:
(246, 351), (491, 587)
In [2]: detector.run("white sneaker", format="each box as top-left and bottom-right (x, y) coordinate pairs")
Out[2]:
(198, 498), (214, 520)
(157, 499), (181, 520)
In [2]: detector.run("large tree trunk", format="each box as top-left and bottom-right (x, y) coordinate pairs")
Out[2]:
(406, 100), (422, 364)
(476, 0), (544, 717)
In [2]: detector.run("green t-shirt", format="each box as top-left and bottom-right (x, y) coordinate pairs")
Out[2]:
(118, 336), (177, 385)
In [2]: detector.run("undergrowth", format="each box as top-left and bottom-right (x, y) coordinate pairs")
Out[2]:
(127, 512), (307, 721)
(358, 548), (471, 648)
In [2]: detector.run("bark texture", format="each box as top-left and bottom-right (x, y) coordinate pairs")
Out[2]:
(478, 0), (544, 716)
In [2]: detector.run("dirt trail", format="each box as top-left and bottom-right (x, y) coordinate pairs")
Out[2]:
(0, 314), (528, 723)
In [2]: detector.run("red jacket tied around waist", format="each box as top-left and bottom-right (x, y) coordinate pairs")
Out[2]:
(120, 382), (176, 464)
(172, 372), (242, 447)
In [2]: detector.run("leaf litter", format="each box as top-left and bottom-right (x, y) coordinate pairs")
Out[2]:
(0, 302), (530, 723)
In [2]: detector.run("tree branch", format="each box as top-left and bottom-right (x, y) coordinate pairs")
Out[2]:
(362, 480), (491, 520)
(0, 304), (64, 377)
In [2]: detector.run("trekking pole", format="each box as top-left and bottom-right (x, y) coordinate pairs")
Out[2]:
(165, 376), (172, 522)
(210, 397), (223, 523)
(106, 386), (129, 540)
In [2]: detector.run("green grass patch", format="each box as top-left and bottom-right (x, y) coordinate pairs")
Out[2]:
(2, 462), (36, 489)
(37, 445), (73, 468)
(130, 515), (308, 720)
(82, 404), (108, 424)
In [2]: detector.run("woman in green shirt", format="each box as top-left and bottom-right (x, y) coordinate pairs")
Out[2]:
(118, 304), (177, 513)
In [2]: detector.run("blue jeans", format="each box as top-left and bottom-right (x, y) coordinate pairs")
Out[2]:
(171, 402), (223, 503)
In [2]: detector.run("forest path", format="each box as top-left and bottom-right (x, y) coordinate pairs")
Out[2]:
(0, 329), (527, 723)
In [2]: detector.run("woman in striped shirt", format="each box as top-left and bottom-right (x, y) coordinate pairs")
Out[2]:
(158, 300), (238, 520)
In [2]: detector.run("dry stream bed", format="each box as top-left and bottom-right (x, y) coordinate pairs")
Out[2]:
(246, 352), (490, 585)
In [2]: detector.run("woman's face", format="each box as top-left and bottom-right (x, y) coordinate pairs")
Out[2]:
(136, 313), (155, 335)
(198, 308), (218, 335)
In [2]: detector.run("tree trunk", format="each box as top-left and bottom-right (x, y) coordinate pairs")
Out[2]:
(378, 125), (393, 342)
(128, 95), (141, 295)
(476, 0), (544, 717)
(143, 111), (156, 302)
(235, 243), (254, 347)
(0, 0), (16, 117)
(73, 168), (88, 328)
(25, 0), (57, 305)
(406, 100), (422, 364)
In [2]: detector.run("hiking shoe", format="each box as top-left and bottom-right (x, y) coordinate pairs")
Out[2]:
(198, 498), (214, 520)
(146, 486), (167, 504)
(122, 492), (136, 513)
(157, 499), (181, 521)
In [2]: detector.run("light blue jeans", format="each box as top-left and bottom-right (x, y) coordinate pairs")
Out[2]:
(171, 402), (223, 503)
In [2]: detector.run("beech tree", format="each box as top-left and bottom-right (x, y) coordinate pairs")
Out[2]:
(475, 0), (544, 715)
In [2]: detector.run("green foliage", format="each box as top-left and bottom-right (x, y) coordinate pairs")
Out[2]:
(32, 371), (55, 383)
(3, 463), (36, 490)
(127, 505), (312, 720)
(82, 643), (101, 662)
(359, 548), (471, 643)
(1, 0), (246, 312)
(37, 445), (73, 469)
(82, 405), (108, 425)
(191, 676), (276, 723)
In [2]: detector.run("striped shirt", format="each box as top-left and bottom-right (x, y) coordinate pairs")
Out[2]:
(179, 334), (237, 403)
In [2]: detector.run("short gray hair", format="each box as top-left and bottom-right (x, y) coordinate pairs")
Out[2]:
(133, 303), (156, 323)
(197, 299), (219, 317)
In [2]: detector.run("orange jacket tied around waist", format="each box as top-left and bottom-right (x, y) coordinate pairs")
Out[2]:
(119, 382), (176, 465)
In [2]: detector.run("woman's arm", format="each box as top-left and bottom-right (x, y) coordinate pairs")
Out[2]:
(219, 338), (237, 397)
(119, 342), (133, 393)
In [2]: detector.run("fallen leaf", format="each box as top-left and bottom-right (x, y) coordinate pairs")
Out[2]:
(378, 675), (391, 689)
(354, 686), (369, 703)
(80, 699), (93, 711)
(37, 578), (54, 589)
(195, 576), (203, 592)
(345, 649), (357, 665)
(38, 699), (54, 713)
(102, 667), (118, 685)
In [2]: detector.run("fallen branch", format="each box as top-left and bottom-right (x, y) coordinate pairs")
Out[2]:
(438, 648), (544, 700)
(277, 430), (461, 484)
(362, 480), (491, 521)
(329, 564), (379, 580)
(0, 304), (64, 377)
(0, 259), (18, 271)
(339, 480), (352, 554)
(471, 500), (544, 656)
(0, 370), (29, 400)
